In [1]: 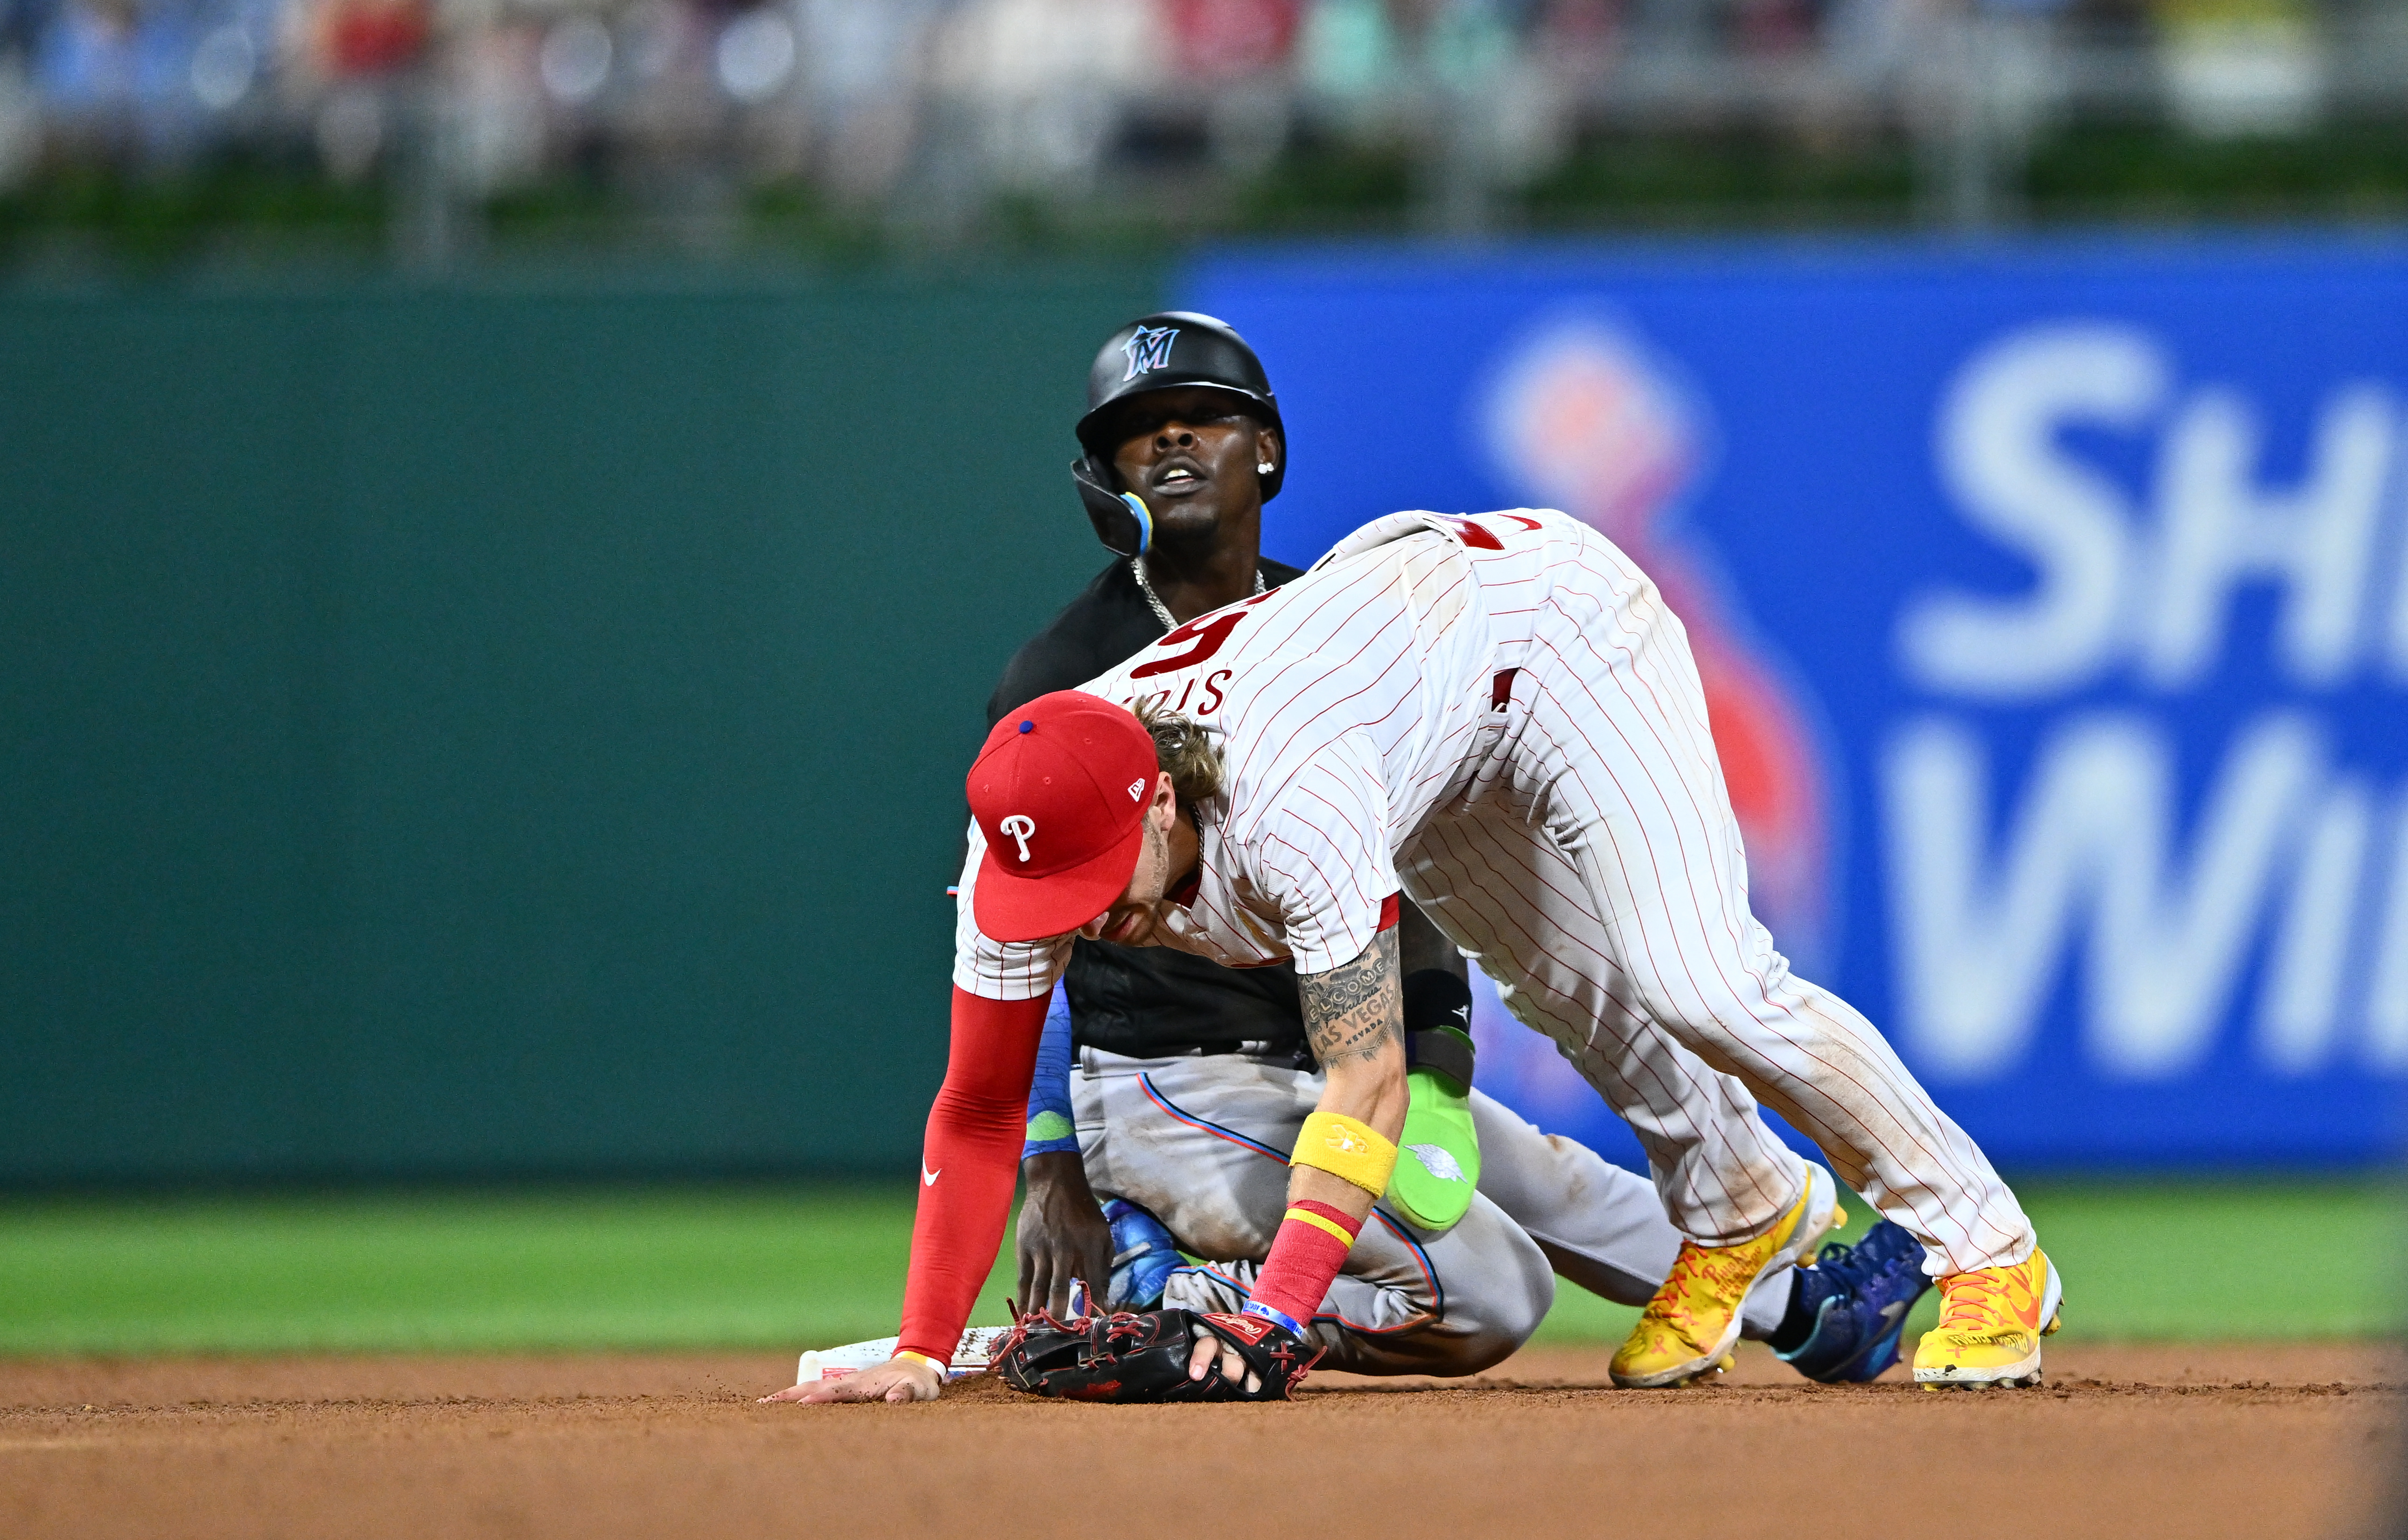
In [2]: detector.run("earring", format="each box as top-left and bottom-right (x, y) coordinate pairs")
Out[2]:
(1257, 462), (1274, 475)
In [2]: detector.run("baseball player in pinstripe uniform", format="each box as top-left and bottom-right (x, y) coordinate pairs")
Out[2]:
(990, 316), (1930, 1386)
(780, 318), (2058, 1409)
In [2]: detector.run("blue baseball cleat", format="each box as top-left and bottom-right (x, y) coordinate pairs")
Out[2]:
(1101, 1198), (1183, 1311)
(1772, 1220), (1934, 1384)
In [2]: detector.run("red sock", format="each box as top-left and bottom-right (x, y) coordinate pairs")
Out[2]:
(1242, 1199), (1362, 1330)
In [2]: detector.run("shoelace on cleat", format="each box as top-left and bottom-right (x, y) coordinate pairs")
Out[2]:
(1811, 1238), (1873, 1290)
(1813, 1227), (1918, 1295)
(1935, 1269), (2013, 1332)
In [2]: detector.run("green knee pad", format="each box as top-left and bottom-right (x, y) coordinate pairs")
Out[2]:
(1386, 970), (1481, 1231)
(1391, 1042), (1480, 1231)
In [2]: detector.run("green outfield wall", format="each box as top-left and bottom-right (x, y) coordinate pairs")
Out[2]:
(0, 270), (1165, 1184)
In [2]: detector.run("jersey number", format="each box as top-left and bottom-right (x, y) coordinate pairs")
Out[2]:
(1440, 513), (1542, 549)
(1130, 609), (1250, 679)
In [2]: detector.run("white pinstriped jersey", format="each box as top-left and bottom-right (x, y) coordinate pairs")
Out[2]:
(955, 507), (1599, 999)
(955, 505), (2037, 1272)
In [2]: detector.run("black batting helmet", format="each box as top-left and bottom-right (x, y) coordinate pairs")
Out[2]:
(1071, 311), (1284, 557)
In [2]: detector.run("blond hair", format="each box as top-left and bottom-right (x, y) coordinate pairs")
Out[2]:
(1133, 698), (1223, 810)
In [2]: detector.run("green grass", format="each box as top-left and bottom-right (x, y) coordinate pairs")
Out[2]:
(0, 1187), (999, 1357)
(1534, 1178), (2406, 1347)
(0, 1179), (2396, 1357)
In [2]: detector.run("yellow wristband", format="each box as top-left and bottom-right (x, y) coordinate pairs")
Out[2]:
(1283, 1205), (1359, 1246)
(1290, 1111), (1397, 1197)
(893, 1350), (947, 1374)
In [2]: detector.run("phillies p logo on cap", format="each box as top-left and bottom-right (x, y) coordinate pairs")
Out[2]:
(965, 691), (1160, 943)
(998, 814), (1036, 861)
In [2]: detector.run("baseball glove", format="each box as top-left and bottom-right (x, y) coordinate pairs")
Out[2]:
(993, 1307), (1322, 1403)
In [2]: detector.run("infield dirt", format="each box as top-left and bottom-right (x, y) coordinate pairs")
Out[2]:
(3, 1342), (2397, 1540)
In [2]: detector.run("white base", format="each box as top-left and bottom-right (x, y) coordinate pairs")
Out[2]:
(796, 1326), (1010, 1385)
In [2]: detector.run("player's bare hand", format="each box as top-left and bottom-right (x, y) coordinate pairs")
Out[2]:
(1017, 1152), (1116, 1317)
(1186, 1335), (1263, 1395)
(760, 1358), (942, 1405)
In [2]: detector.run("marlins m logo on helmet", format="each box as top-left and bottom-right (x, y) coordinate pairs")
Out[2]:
(1121, 325), (1180, 381)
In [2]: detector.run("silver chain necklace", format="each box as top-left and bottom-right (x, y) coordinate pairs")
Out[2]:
(1132, 557), (1267, 632)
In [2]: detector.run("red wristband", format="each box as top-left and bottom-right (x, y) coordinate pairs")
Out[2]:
(1246, 1199), (1362, 1327)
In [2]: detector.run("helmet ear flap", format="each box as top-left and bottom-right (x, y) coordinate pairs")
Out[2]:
(1073, 455), (1152, 556)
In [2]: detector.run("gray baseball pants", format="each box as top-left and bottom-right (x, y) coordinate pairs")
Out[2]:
(1069, 1045), (1793, 1376)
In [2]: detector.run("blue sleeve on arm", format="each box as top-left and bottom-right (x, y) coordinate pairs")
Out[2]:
(1022, 980), (1080, 1160)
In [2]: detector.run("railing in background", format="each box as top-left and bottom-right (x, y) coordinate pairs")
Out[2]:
(1, 0), (2403, 265)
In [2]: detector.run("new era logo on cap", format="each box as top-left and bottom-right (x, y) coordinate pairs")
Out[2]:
(1127, 779), (1146, 802)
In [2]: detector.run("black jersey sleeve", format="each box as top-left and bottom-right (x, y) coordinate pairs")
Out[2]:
(987, 562), (1154, 726)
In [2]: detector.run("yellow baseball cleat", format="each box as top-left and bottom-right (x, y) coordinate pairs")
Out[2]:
(1912, 1249), (2064, 1390)
(1610, 1167), (1843, 1388)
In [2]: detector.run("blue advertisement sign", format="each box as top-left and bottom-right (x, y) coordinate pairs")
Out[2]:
(1189, 238), (2408, 1170)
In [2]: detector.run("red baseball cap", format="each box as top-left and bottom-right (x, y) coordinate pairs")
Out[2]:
(967, 690), (1160, 943)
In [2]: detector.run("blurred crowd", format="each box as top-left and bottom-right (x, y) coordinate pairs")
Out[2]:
(0, 0), (2394, 215)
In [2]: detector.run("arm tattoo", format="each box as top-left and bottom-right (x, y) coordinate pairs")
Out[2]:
(1300, 928), (1402, 1071)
